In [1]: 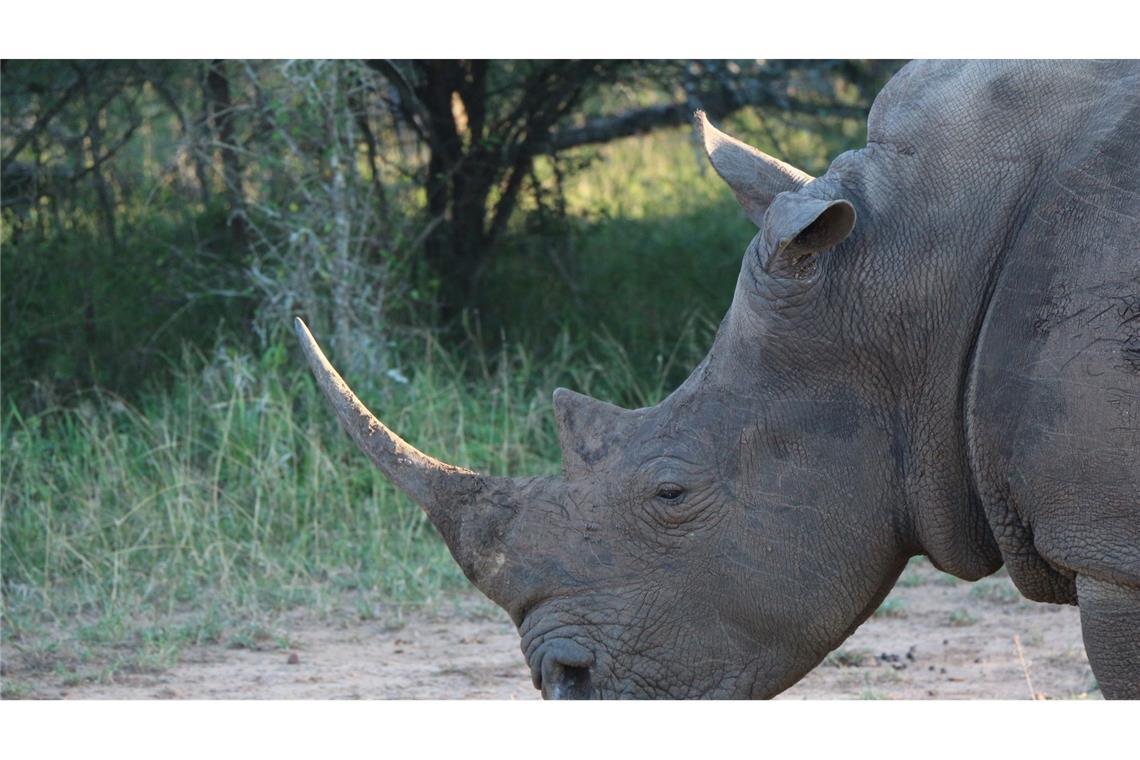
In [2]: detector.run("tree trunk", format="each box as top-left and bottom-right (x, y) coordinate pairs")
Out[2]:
(80, 88), (117, 379)
(205, 60), (247, 250)
(417, 61), (497, 321)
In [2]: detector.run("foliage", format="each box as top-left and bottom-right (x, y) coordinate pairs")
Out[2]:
(0, 60), (426, 400)
(374, 59), (898, 314)
(1, 59), (903, 404)
(478, 105), (873, 387)
(239, 61), (426, 379)
(2, 61), (250, 397)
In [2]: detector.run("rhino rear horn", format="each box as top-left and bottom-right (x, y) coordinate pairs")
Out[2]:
(696, 110), (813, 226)
(553, 388), (635, 476)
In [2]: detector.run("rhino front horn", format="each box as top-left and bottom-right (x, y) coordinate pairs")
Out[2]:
(294, 317), (522, 602)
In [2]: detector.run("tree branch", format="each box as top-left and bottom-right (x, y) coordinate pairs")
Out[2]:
(69, 115), (142, 184)
(485, 156), (531, 245)
(529, 95), (868, 158)
(543, 101), (693, 154)
(364, 59), (428, 141)
(1, 66), (95, 177)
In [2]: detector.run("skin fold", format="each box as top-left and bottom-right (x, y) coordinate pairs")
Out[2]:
(298, 60), (1139, 699)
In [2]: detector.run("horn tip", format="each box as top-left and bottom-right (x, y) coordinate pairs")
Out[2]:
(693, 110), (710, 138)
(293, 316), (326, 373)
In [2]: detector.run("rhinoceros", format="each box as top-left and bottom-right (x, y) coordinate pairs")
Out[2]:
(295, 59), (1140, 699)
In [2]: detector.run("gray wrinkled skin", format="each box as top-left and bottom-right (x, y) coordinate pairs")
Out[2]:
(299, 60), (1140, 698)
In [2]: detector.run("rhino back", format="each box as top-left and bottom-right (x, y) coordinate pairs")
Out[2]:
(965, 62), (1140, 602)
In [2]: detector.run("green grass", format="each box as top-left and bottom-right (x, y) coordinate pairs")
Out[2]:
(933, 572), (965, 587)
(874, 597), (907, 619)
(948, 609), (977, 627)
(896, 556), (930, 587)
(858, 673), (890, 700)
(969, 578), (1021, 605)
(824, 648), (871, 668)
(1, 323), (707, 689)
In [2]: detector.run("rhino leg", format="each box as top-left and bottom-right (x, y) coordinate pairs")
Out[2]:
(1076, 575), (1140, 699)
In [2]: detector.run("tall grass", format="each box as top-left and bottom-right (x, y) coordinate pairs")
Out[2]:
(0, 321), (712, 684)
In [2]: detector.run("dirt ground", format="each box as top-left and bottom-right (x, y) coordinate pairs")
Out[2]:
(4, 559), (1099, 700)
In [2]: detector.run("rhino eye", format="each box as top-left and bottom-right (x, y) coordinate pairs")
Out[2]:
(655, 483), (685, 501)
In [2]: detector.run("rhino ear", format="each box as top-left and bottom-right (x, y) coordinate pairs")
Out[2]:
(553, 388), (627, 476)
(761, 194), (856, 281)
(696, 110), (813, 226)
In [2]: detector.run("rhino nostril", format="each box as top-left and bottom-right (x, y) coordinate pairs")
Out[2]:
(543, 663), (593, 700)
(537, 639), (595, 700)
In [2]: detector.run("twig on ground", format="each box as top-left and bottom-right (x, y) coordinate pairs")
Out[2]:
(1013, 634), (1038, 700)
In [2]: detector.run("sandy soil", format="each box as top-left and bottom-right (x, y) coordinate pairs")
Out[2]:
(4, 559), (1099, 700)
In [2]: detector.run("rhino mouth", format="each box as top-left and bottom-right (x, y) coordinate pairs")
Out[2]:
(528, 638), (596, 700)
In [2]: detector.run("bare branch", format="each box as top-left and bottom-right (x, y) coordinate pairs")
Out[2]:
(532, 97), (866, 158)
(364, 59), (428, 141)
(1, 65), (97, 176)
(543, 101), (692, 154)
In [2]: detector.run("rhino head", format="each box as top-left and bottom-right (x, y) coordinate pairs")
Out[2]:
(296, 113), (919, 699)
